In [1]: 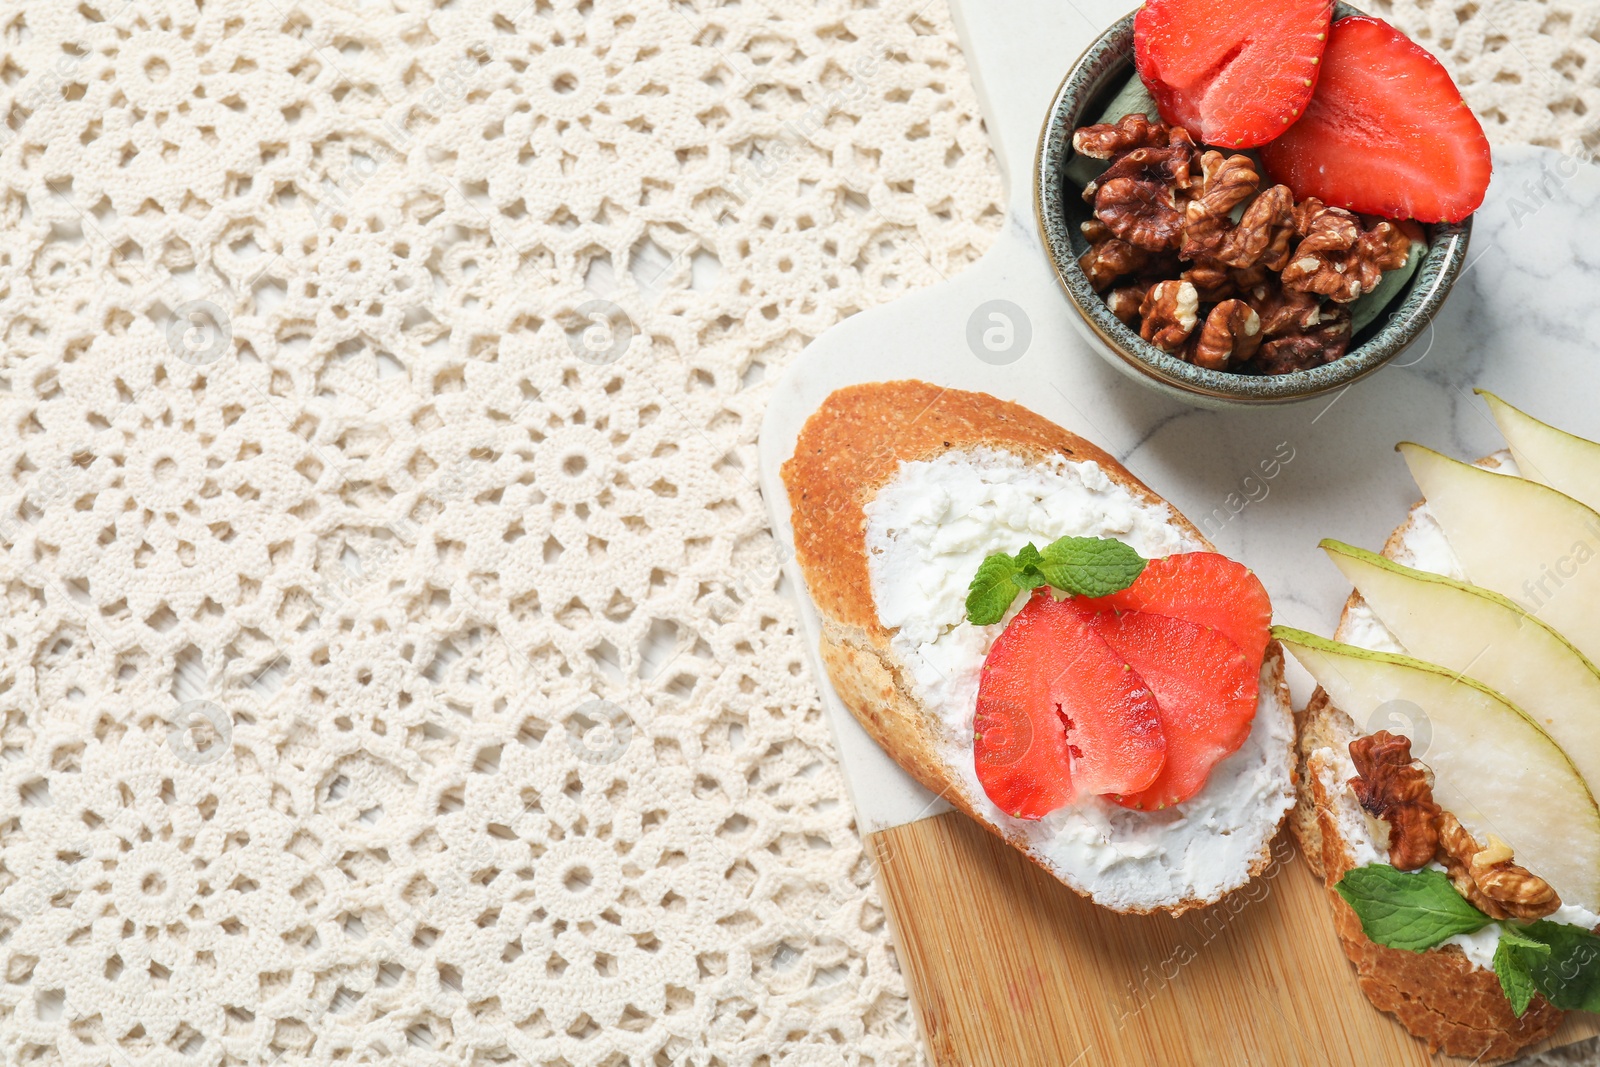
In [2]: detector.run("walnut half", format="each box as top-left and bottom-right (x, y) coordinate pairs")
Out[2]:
(1181, 152), (1260, 262)
(1281, 199), (1407, 304)
(1077, 238), (1150, 292)
(1348, 731), (1441, 871)
(1071, 113), (1169, 160)
(1094, 177), (1185, 253)
(1139, 280), (1199, 353)
(1437, 813), (1561, 921)
(1191, 299), (1261, 371)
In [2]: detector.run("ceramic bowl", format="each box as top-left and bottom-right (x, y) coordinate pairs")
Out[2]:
(1034, 5), (1472, 408)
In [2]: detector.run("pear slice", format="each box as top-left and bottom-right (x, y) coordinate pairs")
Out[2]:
(1275, 627), (1600, 914)
(1323, 539), (1600, 803)
(1480, 389), (1600, 513)
(1399, 442), (1600, 666)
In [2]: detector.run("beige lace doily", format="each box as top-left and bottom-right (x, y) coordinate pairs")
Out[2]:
(0, 0), (1592, 1063)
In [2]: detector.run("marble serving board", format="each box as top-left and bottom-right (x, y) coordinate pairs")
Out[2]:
(755, 0), (1600, 1063)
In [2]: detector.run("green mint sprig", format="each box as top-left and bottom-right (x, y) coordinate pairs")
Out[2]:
(1494, 921), (1600, 1014)
(1335, 863), (1600, 1016)
(1493, 927), (1550, 1017)
(1334, 865), (1490, 951)
(964, 536), (1147, 625)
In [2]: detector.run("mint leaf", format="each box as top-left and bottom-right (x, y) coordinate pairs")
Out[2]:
(1516, 920), (1600, 1012)
(1499, 927), (1553, 955)
(1014, 568), (1049, 590)
(1494, 929), (1548, 1017)
(1012, 543), (1049, 590)
(1035, 536), (1147, 598)
(966, 553), (1023, 625)
(964, 538), (1148, 625)
(1334, 865), (1492, 951)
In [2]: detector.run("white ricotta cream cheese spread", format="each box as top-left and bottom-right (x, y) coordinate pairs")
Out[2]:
(862, 447), (1296, 911)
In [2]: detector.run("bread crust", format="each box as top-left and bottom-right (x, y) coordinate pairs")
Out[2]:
(816, 619), (954, 804)
(783, 381), (1295, 914)
(1293, 497), (1568, 1063)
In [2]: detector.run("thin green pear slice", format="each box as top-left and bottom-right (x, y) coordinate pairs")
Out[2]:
(1400, 442), (1600, 667)
(1480, 389), (1600, 514)
(1275, 627), (1600, 914)
(1323, 539), (1600, 803)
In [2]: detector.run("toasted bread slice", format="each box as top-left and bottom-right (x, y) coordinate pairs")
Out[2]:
(782, 381), (1296, 914)
(1292, 467), (1570, 1062)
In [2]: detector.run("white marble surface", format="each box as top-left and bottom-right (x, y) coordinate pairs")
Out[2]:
(756, 0), (1600, 833)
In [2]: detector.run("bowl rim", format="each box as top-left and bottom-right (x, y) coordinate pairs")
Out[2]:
(1032, 7), (1473, 404)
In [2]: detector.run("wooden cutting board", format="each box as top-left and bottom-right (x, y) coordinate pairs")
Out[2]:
(756, 1), (1600, 1063)
(869, 813), (1597, 1065)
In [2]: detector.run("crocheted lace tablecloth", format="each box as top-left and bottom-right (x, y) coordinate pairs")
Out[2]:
(0, 0), (1594, 1063)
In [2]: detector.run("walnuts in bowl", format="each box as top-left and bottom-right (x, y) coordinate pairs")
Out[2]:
(1073, 114), (1418, 375)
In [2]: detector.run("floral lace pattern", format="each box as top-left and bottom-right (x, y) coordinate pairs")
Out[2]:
(0, 0), (1591, 1063)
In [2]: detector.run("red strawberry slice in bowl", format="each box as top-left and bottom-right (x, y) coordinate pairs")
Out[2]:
(1134, 0), (1333, 149)
(974, 591), (1166, 819)
(1074, 553), (1273, 674)
(1259, 15), (1491, 223)
(1076, 608), (1260, 811)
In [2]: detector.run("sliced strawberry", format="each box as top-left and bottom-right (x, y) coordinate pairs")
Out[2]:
(1259, 16), (1491, 222)
(1134, 0), (1333, 149)
(1048, 628), (1166, 798)
(1076, 608), (1259, 811)
(974, 592), (1079, 820)
(1074, 553), (1272, 673)
(974, 591), (1079, 820)
(974, 592), (1165, 819)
